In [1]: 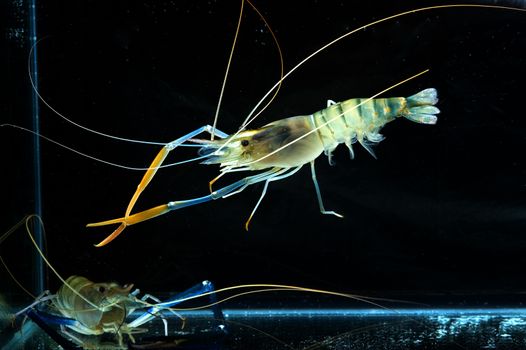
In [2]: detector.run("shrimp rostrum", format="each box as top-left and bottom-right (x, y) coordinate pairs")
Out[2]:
(88, 88), (439, 246)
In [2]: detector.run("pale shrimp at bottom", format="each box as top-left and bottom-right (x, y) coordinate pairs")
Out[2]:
(88, 87), (439, 246)
(15, 275), (220, 348)
(2, 216), (401, 348)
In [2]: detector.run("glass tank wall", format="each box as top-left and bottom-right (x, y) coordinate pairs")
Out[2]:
(1, 0), (526, 349)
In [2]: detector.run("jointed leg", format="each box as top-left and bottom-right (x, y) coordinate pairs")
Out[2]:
(89, 166), (280, 246)
(124, 124), (228, 219)
(222, 168), (282, 199)
(137, 294), (174, 334)
(128, 280), (219, 332)
(244, 166), (304, 230)
(244, 168), (288, 230)
(87, 125), (228, 247)
(310, 161), (343, 218)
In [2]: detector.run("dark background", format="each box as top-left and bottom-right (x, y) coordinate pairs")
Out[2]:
(2, 0), (526, 305)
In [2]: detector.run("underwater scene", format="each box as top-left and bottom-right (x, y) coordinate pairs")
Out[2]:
(2, 0), (526, 349)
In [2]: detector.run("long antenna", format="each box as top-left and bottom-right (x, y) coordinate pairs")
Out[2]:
(211, 0), (245, 140)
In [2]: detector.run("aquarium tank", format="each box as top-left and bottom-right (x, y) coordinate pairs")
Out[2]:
(1, 0), (526, 349)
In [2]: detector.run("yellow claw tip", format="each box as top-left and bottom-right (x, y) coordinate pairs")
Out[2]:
(93, 237), (113, 248)
(92, 223), (127, 248)
(244, 218), (252, 231)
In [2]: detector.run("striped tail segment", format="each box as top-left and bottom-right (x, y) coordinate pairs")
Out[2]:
(404, 88), (440, 124)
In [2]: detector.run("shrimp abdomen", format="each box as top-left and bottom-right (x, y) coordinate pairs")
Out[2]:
(312, 88), (439, 158)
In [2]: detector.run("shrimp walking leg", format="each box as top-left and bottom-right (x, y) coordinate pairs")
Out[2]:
(87, 125), (228, 247)
(310, 161), (343, 218)
(244, 166), (304, 230)
(125, 124), (229, 219)
(136, 293), (173, 335)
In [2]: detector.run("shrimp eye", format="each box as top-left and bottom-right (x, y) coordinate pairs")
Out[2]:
(241, 140), (249, 147)
(98, 286), (106, 293)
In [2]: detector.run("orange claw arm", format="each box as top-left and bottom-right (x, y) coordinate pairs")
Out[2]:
(87, 145), (170, 247)
(87, 125), (230, 246)
(90, 222), (126, 248)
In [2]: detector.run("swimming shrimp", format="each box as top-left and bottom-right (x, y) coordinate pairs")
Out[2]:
(88, 86), (439, 246)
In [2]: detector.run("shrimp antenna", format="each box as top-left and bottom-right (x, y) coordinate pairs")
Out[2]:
(0, 255), (36, 299)
(0, 215), (101, 311)
(27, 39), (166, 147)
(210, 0), (244, 141)
(244, 0), (284, 125)
(1, 124), (209, 171)
(143, 283), (422, 310)
(14, 40), (206, 171)
(210, 0), (284, 140)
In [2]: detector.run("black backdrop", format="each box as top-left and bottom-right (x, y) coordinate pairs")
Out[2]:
(2, 0), (526, 304)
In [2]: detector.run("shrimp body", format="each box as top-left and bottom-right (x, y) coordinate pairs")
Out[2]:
(203, 88), (439, 169)
(88, 89), (439, 245)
